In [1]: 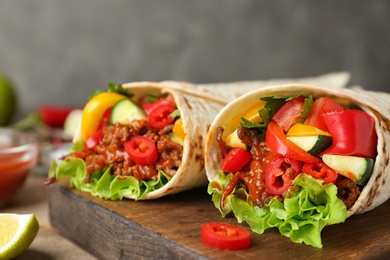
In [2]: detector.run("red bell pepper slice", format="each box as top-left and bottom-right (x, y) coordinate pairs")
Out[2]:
(201, 222), (251, 250)
(304, 97), (346, 132)
(272, 96), (305, 132)
(142, 98), (175, 115)
(303, 162), (338, 184)
(265, 121), (320, 163)
(125, 136), (159, 165)
(321, 110), (377, 158)
(220, 147), (252, 173)
(265, 156), (302, 195)
(97, 106), (113, 130)
(84, 129), (103, 150)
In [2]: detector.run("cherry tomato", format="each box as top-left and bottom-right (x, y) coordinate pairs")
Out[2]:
(220, 147), (252, 173)
(148, 104), (176, 129)
(304, 97), (345, 132)
(84, 129), (103, 149)
(201, 222), (251, 250)
(265, 121), (320, 163)
(303, 162), (338, 184)
(265, 156), (302, 195)
(272, 96), (305, 132)
(124, 136), (158, 165)
(321, 110), (377, 158)
(39, 105), (76, 128)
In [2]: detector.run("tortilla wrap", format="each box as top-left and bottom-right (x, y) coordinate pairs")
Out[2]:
(206, 83), (390, 215)
(49, 72), (349, 201)
(204, 84), (389, 246)
(197, 71), (350, 101)
(49, 81), (226, 200)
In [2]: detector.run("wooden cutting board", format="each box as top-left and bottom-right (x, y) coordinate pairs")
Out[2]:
(48, 180), (390, 260)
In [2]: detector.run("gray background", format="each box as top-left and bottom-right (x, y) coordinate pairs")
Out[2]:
(0, 0), (389, 117)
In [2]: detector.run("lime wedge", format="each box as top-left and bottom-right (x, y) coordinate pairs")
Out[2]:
(0, 213), (40, 259)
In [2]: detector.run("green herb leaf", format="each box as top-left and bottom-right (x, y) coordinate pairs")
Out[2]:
(300, 96), (314, 119)
(239, 96), (288, 139)
(107, 82), (134, 98)
(146, 94), (160, 102)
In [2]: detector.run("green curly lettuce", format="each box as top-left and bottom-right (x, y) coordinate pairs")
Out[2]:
(208, 172), (347, 248)
(48, 158), (171, 200)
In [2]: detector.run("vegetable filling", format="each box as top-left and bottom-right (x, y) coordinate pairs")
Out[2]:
(46, 85), (185, 199)
(66, 120), (183, 183)
(209, 95), (378, 247)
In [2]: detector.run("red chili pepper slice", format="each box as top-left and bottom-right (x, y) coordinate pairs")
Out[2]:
(124, 136), (158, 165)
(147, 104), (176, 129)
(303, 162), (338, 184)
(220, 147), (252, 173)
(304, 97), (346, 132)
(201, 222), (251, 250)
(272, 96), (305, 132)
(321, 110), (377, 158)
(265, 156), (302, 195)
(265, 121), (320, 163)
(84, 129), (103, 150)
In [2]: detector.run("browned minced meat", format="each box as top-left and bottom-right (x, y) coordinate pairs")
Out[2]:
(336, 177), (361, 209)
(216, 127), (227, 159)
(217, 126), (361, 209)
(219, 127), (278, 209)
(65, 120), (183, 183)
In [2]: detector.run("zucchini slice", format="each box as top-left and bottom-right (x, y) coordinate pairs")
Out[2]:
(287, 135), (332, 156)
(110, 99), (147, 125)
(322, 154), (374, 185)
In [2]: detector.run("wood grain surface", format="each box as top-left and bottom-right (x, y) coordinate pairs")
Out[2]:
(48, 180), (390, 260)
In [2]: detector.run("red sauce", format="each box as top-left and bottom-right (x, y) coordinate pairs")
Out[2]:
(0, 144), (37, 206)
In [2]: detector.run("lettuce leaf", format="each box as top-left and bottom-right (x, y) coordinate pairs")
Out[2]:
(208, 172), (347, 248)
(48, 158), (171, 200)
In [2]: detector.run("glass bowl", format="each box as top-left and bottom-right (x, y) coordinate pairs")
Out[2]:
(0, 128), (39, 207)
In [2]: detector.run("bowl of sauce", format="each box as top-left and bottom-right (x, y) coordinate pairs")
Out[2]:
(0, 128), (38, 207)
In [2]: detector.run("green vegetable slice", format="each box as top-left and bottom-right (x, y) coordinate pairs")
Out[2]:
(49, 158), (171, 200)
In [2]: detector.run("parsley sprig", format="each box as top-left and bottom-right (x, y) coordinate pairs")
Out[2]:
(88, 82), (134, 100)
(239, 95), (313, 140)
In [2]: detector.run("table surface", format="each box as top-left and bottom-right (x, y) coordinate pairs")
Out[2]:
(0, 173), (97, 260)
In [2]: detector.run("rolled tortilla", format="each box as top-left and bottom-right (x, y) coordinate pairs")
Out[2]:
(205, 84), (389, 246)
(197, 71), (350, 101)
(49, 81), (226, 200)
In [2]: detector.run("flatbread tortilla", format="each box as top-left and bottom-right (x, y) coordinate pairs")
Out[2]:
(205, 83), (390, 217)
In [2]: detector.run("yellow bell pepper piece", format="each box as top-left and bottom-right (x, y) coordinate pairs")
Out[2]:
(81, 92), (127, 140)
(242, 101), (266, 122)
(286, 123), (331, 137)
(225, 101), (266, 148)
(173, 118), (185, 140)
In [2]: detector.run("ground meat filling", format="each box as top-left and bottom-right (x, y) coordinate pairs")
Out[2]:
(65, 120), (183, 183)
(217, 126), (362, 209)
